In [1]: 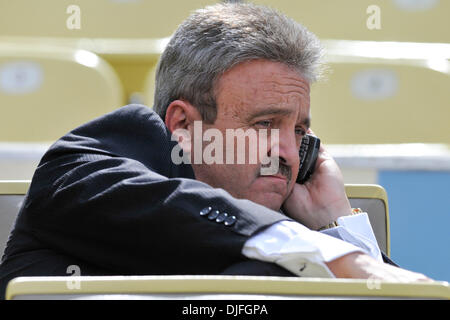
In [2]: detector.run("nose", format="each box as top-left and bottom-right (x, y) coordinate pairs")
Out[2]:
(266, 127), (299, 169)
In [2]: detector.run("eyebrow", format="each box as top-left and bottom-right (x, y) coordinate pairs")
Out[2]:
(247, 107), (311, 129)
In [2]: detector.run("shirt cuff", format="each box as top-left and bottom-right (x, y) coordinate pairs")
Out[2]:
(321, 212), (383, 262)
(242, 220), (365, 278)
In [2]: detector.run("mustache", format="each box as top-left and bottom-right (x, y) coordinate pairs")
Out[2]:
(260, 161), (292, 182)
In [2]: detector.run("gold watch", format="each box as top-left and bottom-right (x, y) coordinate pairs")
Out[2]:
(317, 208), (363, 231)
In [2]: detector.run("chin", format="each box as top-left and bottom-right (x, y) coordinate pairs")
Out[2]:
(249, 193), (284, 211)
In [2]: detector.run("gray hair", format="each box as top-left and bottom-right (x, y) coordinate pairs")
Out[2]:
(154, 2), (324, 123)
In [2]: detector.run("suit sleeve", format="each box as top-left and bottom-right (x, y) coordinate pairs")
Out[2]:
(23, 105), (288, 275)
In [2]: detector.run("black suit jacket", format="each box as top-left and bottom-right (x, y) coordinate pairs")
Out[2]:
(0, 104), (292, 298)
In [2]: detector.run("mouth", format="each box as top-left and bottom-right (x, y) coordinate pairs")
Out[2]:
(260, 174), (289, 184)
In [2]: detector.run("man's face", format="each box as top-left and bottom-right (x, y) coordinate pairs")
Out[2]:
(192, 59), (311, 211)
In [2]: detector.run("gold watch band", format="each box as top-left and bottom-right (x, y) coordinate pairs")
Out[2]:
(317, 208), (363, 231)
(317, 221), (339, 231)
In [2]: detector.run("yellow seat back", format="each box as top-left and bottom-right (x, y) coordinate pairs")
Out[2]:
(0, 42), (123, 142)
(345, 184), (390, 256)
(311, 58), (450, 144)
(0, 180), (30, 256)
(253, 0), (450, 42)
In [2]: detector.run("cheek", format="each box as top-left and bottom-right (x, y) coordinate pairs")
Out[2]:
(225, 164), (260, 182)
(197, 163), (259, 188)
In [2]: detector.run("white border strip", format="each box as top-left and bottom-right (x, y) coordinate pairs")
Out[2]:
(328, 143), (450, 171)
(0, 143), (50, 160)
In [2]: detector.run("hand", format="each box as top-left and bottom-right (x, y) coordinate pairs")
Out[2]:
(282, 133), (351, 230)
(327, 252), (433, 282)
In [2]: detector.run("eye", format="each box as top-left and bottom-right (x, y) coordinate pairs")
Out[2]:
(295, 127), (306, 136)
(255, 120), (273, 128)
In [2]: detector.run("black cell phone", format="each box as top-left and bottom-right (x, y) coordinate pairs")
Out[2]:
(296, 134), (320, 184)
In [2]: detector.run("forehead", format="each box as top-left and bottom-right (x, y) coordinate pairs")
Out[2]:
(215, 59), (311, 120)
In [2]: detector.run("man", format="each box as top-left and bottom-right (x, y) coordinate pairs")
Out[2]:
(0, 3), (430, 299)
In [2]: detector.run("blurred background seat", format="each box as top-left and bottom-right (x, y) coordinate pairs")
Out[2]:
(0, 0), (217, 106)
(0, 41), (123, 142)
(0, 40), (124, 180)
(0, 180), (29, 257)
(253, 0), (450, 43)
(0, 0), (217, 39)
(310, 52), (450, 145)
(346, 184), (390, 255)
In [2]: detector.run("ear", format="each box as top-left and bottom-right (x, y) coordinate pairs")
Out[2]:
(165, 100), (202, 158)
(165, 99), (202, 134)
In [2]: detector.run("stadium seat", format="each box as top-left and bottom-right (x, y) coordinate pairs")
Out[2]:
(0, 0), (218, 105)
(253, 0), (450, 43)
(0, 41), (124, 142)
(0, 180), (29, 256)
(0, 0), (217, 39)
(5, 275), (450, 300)
(0, 36), (161, 107)
(345, 184), (390, 256)
(3, 1), (449, 136)
(2, 0), (447, 43)
(309, 57), (450, 144)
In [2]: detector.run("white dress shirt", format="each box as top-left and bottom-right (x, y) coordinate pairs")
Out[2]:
(242, 212), (382, 277)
